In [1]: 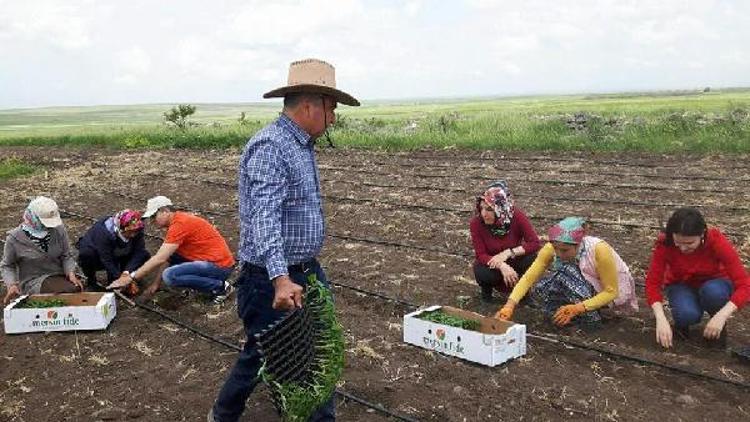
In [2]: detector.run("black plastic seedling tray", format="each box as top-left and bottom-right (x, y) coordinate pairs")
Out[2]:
(256, 307), (317, 385)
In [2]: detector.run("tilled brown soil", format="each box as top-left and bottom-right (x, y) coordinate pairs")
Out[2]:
(1, 146), (750, 421)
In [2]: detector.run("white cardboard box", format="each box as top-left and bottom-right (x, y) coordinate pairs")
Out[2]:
(403, 305), (526, 367)
(3, 292), (117, 334)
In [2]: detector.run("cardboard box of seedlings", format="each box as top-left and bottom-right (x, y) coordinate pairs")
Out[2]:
(3, 292), (116, 334)
(403, 305), (526, 367)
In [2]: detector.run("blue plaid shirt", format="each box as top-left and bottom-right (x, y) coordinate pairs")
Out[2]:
(238, 114), (325, 279)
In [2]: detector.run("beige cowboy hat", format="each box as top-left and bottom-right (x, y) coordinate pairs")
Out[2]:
(263, 58), (360, 106)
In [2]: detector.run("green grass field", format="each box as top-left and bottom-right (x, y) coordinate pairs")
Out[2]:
(1, 89), (749, 152)
(0, 158), (36, 180)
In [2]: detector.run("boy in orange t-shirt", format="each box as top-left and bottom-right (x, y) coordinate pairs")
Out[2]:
(108, 196), (235, 302)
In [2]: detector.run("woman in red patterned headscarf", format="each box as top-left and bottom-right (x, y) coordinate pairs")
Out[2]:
(76, 209), (150, 295)
(469, 181), (541, 303)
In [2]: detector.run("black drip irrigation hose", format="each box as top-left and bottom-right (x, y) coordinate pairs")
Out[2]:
(61, 205), (662, 294)
(0, 236), (420, 422)
(328, 278), (750, 390)
(319, 165), (748, 196)
(524, 333), (750, 389)
(73, 200), (669, 293)
(322, 153), (677, 170)
(334, 390), (419, 422)
(125, 293), (244, 352)
(323, 151), (748, 172)
(556, 168), (750, 183)
(328, 234), (470, 258)
(321, 196), (746, 240)
(53, 185), (750, 384)
(2, 221), (748, 395)
(63, 182), (750, 288)
(318, 171), (750, 213)
(123, 274), (750, 395)
(153, 151), (749, 186)
(319, 154), (750, 181)
(326, 195), (746, 239)
(121, 295), (420, 422)
(331, 280), (419, 309)
(78, 182), (748, 259)
(95, 187), (229, 219)
(59, 204), (657, 295)
(67, 190), (476, 257)
(60, 209), (166, 242)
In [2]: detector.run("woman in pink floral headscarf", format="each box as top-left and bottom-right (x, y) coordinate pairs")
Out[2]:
(76, 209), (150, 293)
(469, 181), (541, 303)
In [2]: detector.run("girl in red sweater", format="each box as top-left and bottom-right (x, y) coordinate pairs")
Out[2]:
(645, 207), (750, 348)
(470, 181), (541, 303)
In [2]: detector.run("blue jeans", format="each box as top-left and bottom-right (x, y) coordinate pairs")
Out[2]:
(161, 257), (232, 295)
(211, 259), (336, 422)
(666, 278), (733, 328)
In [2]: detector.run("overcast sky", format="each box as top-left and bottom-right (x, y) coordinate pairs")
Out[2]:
(1, 0), (748, 109)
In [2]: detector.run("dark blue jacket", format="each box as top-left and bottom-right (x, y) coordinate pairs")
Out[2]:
(76, 217), (149, 281)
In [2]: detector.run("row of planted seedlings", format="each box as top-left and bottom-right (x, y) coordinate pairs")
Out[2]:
(316, 178), (750, 231)
(70, 168), (741, 294)
(11, 171), (750, 416)
(315, 148), (750, 175)
(139, 154), (750, 242)
(75, 185), (748, 386)
(163, 148), (746, 176)
(317, 168), (750, 216)
(73, 171), (744, 310)
(1, 176), (428, 418)
(318, 160), (748, 192)
(124, 169), (749, 253)
(67, 167), (750, 380)
(49, 197), (420, 420)
(145, 148), (742, 210)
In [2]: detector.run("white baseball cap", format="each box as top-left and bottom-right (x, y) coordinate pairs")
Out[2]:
(143, 195), (173, 218)
(28, 196), (63, 228)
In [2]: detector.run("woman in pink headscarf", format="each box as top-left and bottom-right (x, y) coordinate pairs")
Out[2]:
(76, 209), (151, 293)
(470, 181), (541, 303)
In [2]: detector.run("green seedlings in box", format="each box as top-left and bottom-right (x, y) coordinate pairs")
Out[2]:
(258, 275), (345, 422)
(418, 309), (481, 331)
(16, 298), (67, 308)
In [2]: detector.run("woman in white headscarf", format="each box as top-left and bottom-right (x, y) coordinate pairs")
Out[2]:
(2, 196), (81, 304)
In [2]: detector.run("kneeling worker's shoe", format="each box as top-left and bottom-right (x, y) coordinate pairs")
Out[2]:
(211, 281), (234, 305)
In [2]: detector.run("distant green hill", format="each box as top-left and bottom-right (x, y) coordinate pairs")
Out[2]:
(1, 89), (749, 152)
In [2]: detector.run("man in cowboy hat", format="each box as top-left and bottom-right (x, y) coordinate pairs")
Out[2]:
(209, 58), (359, 422)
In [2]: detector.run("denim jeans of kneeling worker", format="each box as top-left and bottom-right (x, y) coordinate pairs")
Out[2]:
(666, 278), (733, 328)
(161, 255), (232, 295)
(211, 259), (335, 422)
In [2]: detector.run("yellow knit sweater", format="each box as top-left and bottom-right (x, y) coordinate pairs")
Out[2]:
(508, 242), (619, 310)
